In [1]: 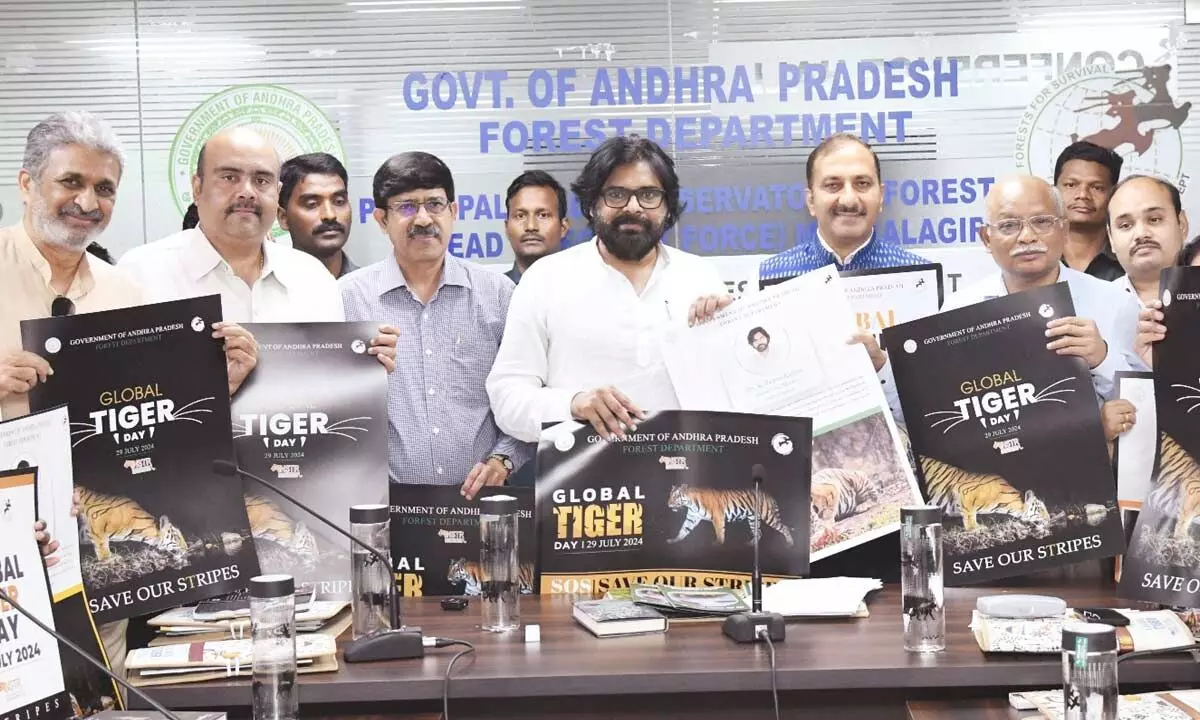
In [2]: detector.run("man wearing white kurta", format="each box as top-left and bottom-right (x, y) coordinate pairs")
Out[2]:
(487, 136), (728, 444)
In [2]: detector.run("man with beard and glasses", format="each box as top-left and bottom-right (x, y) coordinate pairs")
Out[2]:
(503, 170), (569, 284)
(340, 151), (530, 499)
(487, 135), (730, 445)
(946, 175), (1143, 401)
(278, 152), (359, 279)
(120, 127), (397, 371)
(1054, 141), (1125, 281)
(759, 133), (927, 282)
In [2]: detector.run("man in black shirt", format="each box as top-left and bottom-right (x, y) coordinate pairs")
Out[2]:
(1054, 141), (1125, 281)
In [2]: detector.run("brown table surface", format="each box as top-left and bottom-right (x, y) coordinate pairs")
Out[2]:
(129, 579), (1198, 719)
(907, 698), (1035, 720)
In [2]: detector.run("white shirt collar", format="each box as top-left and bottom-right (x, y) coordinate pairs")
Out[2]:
(1110, 274), (1148, 308)
(817, 231), (872, 265)
(183, 227), (285, 286)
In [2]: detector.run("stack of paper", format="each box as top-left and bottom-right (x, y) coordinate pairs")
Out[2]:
(125, 635), (339, 687)
(146, 600), (351, 645)
(760, 577), (883, 618)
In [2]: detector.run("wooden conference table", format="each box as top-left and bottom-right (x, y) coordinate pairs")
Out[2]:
(131, 578), (1200, 720)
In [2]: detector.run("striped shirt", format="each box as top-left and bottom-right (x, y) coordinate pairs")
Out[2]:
(759, 232), (928, 283)
(339, 254), (532, 484)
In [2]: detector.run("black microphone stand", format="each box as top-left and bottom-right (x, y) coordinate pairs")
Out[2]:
(722, 463), (786, 643)
(212, 460), (424, 662)
(0, 587), (183, 720)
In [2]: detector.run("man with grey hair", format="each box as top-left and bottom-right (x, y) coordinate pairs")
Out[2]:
(946, 174), (1144, 401)
(0, 110), (141, 419)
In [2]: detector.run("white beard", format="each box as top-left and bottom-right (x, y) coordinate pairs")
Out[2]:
(30, 193), (98, 251)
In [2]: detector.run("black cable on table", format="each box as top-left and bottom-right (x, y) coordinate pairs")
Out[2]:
(758, 629), (781, 720)
(429, 638), (476, 720)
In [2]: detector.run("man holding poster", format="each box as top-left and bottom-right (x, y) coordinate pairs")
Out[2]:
(949, 176), (1145, 401)
(660, 268), (922, 563)
(487, 136), (730, 446)
(883, 283), (1125, 585)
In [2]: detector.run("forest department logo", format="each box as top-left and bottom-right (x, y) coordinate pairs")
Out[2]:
(169, 84), (345, 238)
(1015, 64), (1191, 190)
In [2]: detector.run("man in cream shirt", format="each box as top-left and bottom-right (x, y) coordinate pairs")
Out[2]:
(120, 127), (343, 322)
(0, 111), (244, 688)
(487, 136), (730, 444)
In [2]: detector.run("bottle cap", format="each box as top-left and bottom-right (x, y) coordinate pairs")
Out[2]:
(901, 505), (942, 526)
(350, 504), (389, 524)
(479, 494), (519, 516)
(250, 574), (295, 599)
(977, 594), (1067, 619)
(1063, 622), (1118, 654)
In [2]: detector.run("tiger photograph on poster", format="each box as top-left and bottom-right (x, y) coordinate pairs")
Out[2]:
(809, 412), (918, 561)
(884, 284), (1124, 585)
(1117, 266), (1200, 605)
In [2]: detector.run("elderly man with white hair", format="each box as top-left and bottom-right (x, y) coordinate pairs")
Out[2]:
(947, 174), (1145, 401)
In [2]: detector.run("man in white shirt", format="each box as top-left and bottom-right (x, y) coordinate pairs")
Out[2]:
(947, 175), (1144, 402)
(1097, 176), (1188, 445)
(120, 127), (397, 369)
(120, 127), (344, 323)
(1108, 175), (1187, 310)
(487, 135), (730, 443)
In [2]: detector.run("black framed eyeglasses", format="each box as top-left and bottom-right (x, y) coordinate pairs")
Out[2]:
(601, 186), (666, 210)
(51, 296), (75, 317)
(387, 199), (450, 218)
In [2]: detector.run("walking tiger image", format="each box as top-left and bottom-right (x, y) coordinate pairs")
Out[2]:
(665, 484), (795, 546)
(810, 468), (880, 543)
(244, 493), (320, 560)
(1144, 432), (1200, 541)
(446, 558), (535, 595)
(917, 455), (1050, 531)
(73, 486), (189, 562)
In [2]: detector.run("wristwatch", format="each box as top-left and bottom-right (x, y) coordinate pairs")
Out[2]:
(488, 454), (514, 478)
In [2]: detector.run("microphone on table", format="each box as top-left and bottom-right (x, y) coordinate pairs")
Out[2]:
(211, 459), (425, 662)
(0, 586), (183, 720)
(722, 463), (786, 644)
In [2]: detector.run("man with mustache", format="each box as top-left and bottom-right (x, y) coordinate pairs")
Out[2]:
(759, 133), (927, 282)
(487, 135), (731, 444)
(120, 127), (397, 369)
(278, 153), (359, 279)
(1054, 141), (1125, 281)
(947, 175), (1143, 401)
(0, 111), (257, 692)
(339, 151), (530, 499)
(1093, 176), (1187, 445)
(503, 170), (569, 284)
(1108, 175), (1187, 308)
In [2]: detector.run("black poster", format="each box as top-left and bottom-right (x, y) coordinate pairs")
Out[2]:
(389, 485), (535, 597)
(21, 296), (258, 623)
(233, 323), (389, 600)
(883, 283), (1124, 585)
(1120, 267), (1200, 604)
(535, 410), (811, 596)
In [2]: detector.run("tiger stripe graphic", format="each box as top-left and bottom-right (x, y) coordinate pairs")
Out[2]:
(447, 558), (534, 595)
(917, 455), (1049, 531)
(1146, 432), (1200, 541)
(810, 468), (879, 539)
(666, 484), (794, 546)
(73, 485), (187, 561)
(244, 493), (320, 558)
